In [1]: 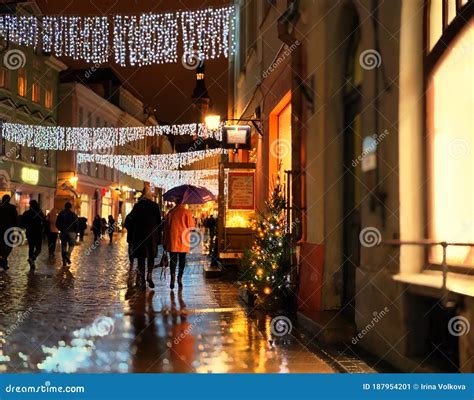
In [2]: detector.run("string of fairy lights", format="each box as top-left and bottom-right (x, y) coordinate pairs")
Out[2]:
(0, 122), (223, 151)
(77, 149), (226, 171)
(0, 6), (236, 66)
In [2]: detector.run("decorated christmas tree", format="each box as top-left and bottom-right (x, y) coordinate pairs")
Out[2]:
(242, 178), (291, 308)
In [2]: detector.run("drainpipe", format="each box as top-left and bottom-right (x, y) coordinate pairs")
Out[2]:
(277, 0), (304, 295)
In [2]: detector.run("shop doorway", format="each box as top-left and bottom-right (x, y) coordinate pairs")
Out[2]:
(341, 9), (362, 319)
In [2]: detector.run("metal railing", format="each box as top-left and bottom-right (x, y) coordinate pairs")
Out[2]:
(382, 239), (474, 295)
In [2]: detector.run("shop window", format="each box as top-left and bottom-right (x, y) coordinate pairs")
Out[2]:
(45, 88), (53, 109)
(31, 82), (40, 103)
(427, 20), (473, 267)
(17, 68), (26, 97)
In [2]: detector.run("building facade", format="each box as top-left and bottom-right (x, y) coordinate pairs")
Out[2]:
(0, 2), (66, 215)
(55, 69), (161, 226)
(232, 0), (473, 372)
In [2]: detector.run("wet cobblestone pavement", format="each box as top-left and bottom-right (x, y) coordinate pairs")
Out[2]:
(0, 234), (369, 373)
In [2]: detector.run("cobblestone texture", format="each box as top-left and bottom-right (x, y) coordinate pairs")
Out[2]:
(0, 234), (372, 373)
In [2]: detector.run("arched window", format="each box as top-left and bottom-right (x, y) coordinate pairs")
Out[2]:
(426, 0), (473, 267)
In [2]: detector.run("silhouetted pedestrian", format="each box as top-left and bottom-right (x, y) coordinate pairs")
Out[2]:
(78, 217), (88, 241)
(56, 202), (78, 267)
(124, 213), (134, 267)
(127, 185), (162, 290)
(0, 194), (18, 270)
(92, 215), (102, 242)
(21, 200), (45, 269)
(107, 215), (115, 243)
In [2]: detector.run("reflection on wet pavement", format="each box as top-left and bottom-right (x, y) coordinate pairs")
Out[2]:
(0, 235), (335, 373)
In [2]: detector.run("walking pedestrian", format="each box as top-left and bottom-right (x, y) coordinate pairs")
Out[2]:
(0, 194), (18, 270)
(46, 207), (59, 258)
(21, 200), (45, 269)
(124, 213), (134, 267)
(107, 215), (116, 244)
(78, 217), (88, 241)
(92, 215), (102, 243)
(101, 218), (107, 236)
(207, 214), (217, 256)
(163, 198), (195, 290)
(127, 185), (162, 290)
(55, 202), (78, 267)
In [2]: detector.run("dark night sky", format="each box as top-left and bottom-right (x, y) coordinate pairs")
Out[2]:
(34, 0), (231, 124)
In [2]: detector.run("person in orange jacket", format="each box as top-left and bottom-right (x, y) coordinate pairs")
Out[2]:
(163, 198), (195, 290)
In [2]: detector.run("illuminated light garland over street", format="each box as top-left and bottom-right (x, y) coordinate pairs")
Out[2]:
(0, 6), (236, 66)
(77, 149), (226, 171)
(0, 122), (223, 151)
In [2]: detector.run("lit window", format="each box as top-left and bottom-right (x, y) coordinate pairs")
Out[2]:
(32, 82), (40, 103)
(428, 21), (474, 267)
(45, 88), (53, 109)
(17, 68), (26, 97)
(0, 69), (9, 89)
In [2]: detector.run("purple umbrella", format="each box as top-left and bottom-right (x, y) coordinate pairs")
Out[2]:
(163, 184), (216, 204)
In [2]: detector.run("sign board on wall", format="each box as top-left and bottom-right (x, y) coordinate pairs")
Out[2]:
(228, 172), (255, 210)
(222, 125), (251, 150)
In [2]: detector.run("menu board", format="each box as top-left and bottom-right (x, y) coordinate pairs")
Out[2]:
(228, 172), (255, 210)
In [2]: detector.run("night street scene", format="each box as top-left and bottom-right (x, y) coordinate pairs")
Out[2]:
(0, 0), (472, 399)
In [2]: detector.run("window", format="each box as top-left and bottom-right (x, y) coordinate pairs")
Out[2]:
(0, 68), (9, 89)
(31, 82), (40, 103)
(17, 68), (26, 97)
(43, 150), (50, 167)
(428, 0), (471, 50)
(30, 147), (37, 163)
(87, 112), (92, 127)
(45, 88), (53, 109)
(427, 18), (473, 267)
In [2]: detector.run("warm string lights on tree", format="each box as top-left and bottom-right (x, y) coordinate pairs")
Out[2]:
(77, 149), (226, 170)
(0, 6), (236, 66)
(242, 179), (291, 308)
(0, 122), (223, 151)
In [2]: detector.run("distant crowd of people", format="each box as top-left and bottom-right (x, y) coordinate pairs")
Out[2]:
(0, 186), (213, 291)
